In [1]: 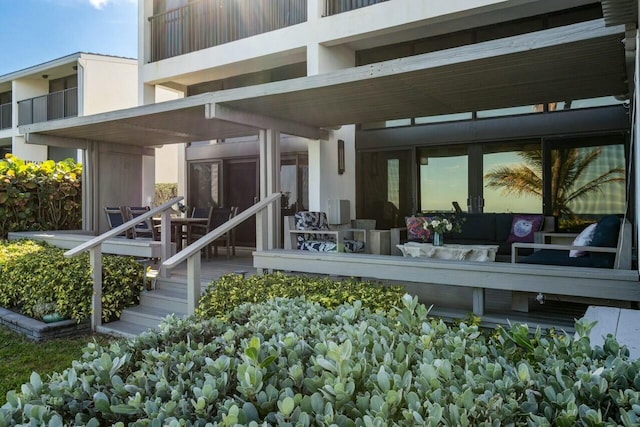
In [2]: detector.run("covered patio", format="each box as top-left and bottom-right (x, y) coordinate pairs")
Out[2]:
(17, 17), (640, 328)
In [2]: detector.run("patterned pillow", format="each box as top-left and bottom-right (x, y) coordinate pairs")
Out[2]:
(405, 216), (432, 242)
(507, 214), (544, 243)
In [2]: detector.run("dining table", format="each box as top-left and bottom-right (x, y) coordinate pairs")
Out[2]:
(154, 216), (208, 251)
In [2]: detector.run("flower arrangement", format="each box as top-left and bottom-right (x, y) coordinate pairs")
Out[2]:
(422, 215), (463, 234)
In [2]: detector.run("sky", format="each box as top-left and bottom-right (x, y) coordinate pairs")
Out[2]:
(0, 0), (137, 77)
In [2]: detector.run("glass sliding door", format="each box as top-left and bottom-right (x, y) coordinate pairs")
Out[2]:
(357, 150), (413, 229)
(546, 135), (627, 231)
(188, 161), (221, 209)
(482, 140), (543, 214)
(418, 145), (468, 213)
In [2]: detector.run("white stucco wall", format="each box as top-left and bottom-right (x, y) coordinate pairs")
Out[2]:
(12, 78), (49, 161)
(80, 55), (138, 115)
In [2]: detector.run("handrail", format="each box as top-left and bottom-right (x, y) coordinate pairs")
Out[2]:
(163, 192), (281, 269)
(65, 196), (184, 257)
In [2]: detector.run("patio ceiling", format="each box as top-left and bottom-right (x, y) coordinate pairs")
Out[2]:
(22, 19), (628, 148)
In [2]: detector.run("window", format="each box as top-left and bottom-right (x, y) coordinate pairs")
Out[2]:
(418, 145), (468, 213)
(188, 161), (221, 209)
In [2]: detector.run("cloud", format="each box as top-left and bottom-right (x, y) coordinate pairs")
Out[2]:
(88, 0), (136, 9)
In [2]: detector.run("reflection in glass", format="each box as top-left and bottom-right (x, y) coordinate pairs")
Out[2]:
(188, 162), (220, 209)
(419, 146), (468, 213)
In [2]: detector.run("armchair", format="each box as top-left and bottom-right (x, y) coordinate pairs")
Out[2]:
(286, 211), (366, 253)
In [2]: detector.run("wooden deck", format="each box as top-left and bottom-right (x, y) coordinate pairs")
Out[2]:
(7, 231), (633, 333)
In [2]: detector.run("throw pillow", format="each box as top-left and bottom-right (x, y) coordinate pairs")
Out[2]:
(405, 216), (431, 242)
(569, 223), (597, 257)
(507, 214), (544, 243)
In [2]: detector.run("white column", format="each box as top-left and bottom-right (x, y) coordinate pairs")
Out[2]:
(258, 129), (281, 250)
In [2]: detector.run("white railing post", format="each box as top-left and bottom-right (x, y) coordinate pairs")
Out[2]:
(160, 208), (171, 278)
(187, 254), (201, 315)
(89, 246), (103, 331)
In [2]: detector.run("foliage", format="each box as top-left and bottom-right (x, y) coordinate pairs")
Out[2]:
(0, 325), (112, 400)
(155, 183), (177, 206)
(0, 240), (144, 322)
(484, 148), (624, 219)
(196, 272), (405, 320)
(0, 154), (82, 238)
(2, 296), (640, 426)
(422, 215), (463, 234)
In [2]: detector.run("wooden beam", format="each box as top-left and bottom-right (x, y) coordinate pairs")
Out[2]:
(25, 133), (89, 149)
(207, 103), (329, 140)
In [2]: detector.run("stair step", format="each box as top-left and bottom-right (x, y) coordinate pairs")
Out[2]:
(97, 320), (152, 339)
(140, 288), (188, 312)
(120, 305), (183, 329)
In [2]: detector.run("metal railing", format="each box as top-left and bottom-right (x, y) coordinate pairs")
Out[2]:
(163, 192), (282, 314)
(65, 196), (183, 330)
(149, 0), (307, 62)
(17, 87), (78, 126)
(324, 0), (388, 16)
(0, 103), (11, 129)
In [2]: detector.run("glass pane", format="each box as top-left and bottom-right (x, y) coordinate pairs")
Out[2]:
(477, 105), (541, 118)
(550, 96), (625, 111)
(483, 143), (542, 213)
(188, 162), (220, 209)
(415, 112), (472, 124)
(550, 144), (626, 230)
(419, 146), (467, 213)
(280, 159), (297, 210)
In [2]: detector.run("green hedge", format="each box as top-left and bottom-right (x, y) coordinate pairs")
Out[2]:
(196, 272), (406, 319)
(0, 240), (144, 322)
(0, 155), (82, 238)
(2, 297), (640, 425)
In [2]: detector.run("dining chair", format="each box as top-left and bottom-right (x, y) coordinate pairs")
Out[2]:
(124, 206), (158, 240)
(189, 206), (236, 259)
(104, 206), (131, 238)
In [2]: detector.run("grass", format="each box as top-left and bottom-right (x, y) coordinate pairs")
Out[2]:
(0, 325), (112, 401)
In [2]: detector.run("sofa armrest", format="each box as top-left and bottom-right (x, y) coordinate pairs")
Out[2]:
(511, 242), (617, 263)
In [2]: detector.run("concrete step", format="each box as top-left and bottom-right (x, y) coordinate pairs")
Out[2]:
(119, 305), (182, 329)
(97, 320), (152, 339)
(140, 288), (188, 313)
(154, 276), (211, 293)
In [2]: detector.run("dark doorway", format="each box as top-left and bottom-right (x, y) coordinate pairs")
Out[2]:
(224, 158), (258, 247)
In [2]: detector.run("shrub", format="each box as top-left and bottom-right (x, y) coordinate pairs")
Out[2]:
(0, 240), (144, 322)
(2, 296), (640, 426)
(155, 183), (177, 206)
(196, 272), (406, 319)
(0, 155), (82, 238)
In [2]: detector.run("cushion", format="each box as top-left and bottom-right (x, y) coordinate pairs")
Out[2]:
(569, 223), (597, 257)
(405, 216), (431, 242)
(298, 239), (365, 253)
(507, 214), (544, 243)
(520, 249), (599, 268)
(589, 215), (621, 268)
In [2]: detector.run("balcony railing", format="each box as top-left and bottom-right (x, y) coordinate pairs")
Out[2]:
(0, 103), (11, 130)
(149, 0), (307, 62)
(324, 0), (388, 16)
(18, 87), (78, 126)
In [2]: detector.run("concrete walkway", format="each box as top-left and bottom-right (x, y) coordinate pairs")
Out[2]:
(582, 306), (640, 360)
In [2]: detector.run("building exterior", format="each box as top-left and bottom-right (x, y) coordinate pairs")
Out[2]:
(137, 0), (633, 247)
(0, 53), (138, 162)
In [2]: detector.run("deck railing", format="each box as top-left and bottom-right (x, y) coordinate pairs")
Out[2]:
(149, 0), (307, 62)
(0, 103), (11, 129)
(17, 87), (78, 126)
(64, 196), (183, 331)
(163, 192), (282, 314)
(323, 0), (388, 16)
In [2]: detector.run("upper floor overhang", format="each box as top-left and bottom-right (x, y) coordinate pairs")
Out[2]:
(21, 19), (629, 148)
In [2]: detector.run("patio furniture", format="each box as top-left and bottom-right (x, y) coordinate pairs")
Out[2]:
(188, 206), (238, 258)
(512, 215), (631, 269)
(396, 242), (499, 262)
(124, 206), (158, 240)
(104, 206), (131, 238)
(286, 211), (366, 253)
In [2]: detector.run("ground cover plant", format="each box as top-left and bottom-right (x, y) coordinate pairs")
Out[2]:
(196, 272), (406, 319)
(0, 326), (112, 400)
(0, 240), (144, 322)
(2, 295), (640, 426)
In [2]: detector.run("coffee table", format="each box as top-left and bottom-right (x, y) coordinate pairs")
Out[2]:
(396, 242), (499, 262)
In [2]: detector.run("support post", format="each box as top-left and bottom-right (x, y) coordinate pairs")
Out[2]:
(160, 209), (171, 278)
(89, 246), (102, 331)
(258, 128), (281, 251)
(472, 287), (485, 316)
(187, 254), (201, 315)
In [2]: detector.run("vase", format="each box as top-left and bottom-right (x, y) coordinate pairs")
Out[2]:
(432, 232), (443, 246)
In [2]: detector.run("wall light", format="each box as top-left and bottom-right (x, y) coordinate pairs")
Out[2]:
(41, 74), (49, 79)
(337, 139), (345, 175)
